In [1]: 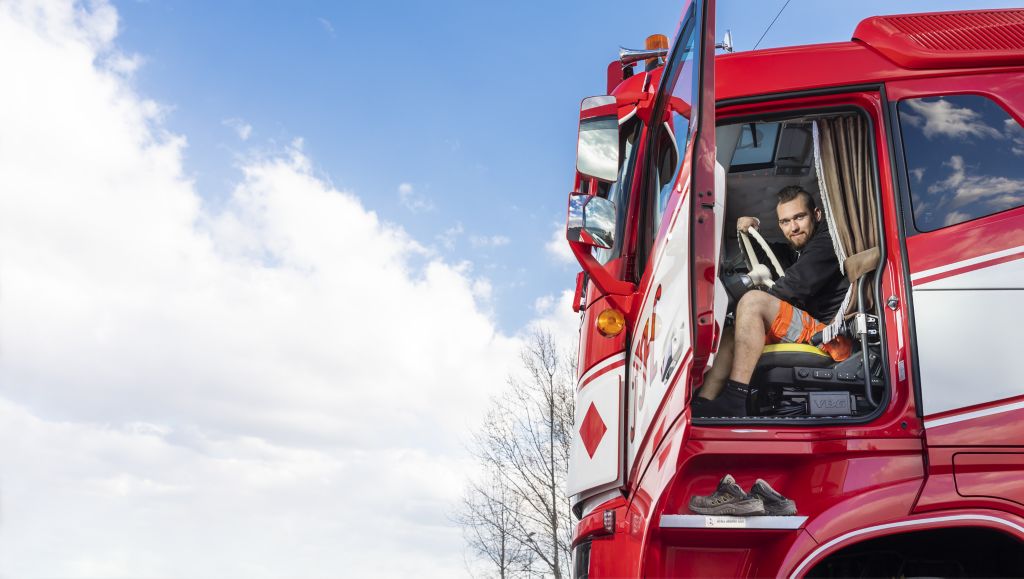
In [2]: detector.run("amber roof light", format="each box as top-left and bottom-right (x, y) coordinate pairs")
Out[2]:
(646, 34), (669, 51)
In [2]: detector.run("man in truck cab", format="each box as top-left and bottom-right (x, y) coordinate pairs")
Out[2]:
(693, 186), (851, 418)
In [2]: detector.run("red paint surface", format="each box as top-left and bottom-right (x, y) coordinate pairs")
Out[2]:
(954, 453), (1024, 507)
(926, 397), (1024, 447)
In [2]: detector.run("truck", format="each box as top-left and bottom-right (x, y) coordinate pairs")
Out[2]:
(564, 2), (1024, 576)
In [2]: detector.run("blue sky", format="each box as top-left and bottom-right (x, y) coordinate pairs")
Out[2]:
(108, 0), (1015, 331)
(111, 0), (688, 330)
(0, 0), (1016, 577)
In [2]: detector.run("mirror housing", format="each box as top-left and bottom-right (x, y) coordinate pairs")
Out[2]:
(576, 96), (619, 183)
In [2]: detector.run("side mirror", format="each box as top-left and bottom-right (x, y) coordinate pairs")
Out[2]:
(567, 194), (615, 249)
(565, 193), (634, 299)
(577, 96), (619, 183)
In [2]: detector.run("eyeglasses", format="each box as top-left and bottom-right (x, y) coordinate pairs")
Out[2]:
(778, 212), (810, 228)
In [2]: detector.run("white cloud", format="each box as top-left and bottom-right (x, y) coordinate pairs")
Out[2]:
(927, 155), (966, 193)
(1005, 117), (1024, 157)
(927, 155), (1024, 211)
(436, 221), (463, 251)
(0, 1), (536, 576)
(469, 234), (510, 248)
(527, 290), (581, 349)
(903, 98), (1003, 140)
(398, 181), (434, 212)
(103, 51), (143, 75)
(545, 222), (576, 265)
(534, 294), (556, 314)
(223, 117), (253, 140)
(317, 17), (335, 37)
(920, 155), (1024, 227)
(943, 210), (970, 227)
(472, 277), (493, 300)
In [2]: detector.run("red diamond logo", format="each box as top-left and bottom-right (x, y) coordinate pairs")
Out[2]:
(579, 402), (607, 458)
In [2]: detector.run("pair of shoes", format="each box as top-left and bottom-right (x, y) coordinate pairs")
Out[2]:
(688, 474), (796, 516)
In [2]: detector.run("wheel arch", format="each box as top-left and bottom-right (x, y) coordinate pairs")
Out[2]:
(785, 511), (1024, 578)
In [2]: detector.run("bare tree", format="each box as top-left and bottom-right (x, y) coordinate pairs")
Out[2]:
(454, 468), (535, 578)
(458, 330), (576, 578)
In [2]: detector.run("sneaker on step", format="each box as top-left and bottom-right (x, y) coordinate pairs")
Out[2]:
(747, 478), (797, 516)
(688, 474), (764, 516)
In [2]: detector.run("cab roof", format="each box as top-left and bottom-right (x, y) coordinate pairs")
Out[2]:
(715, 8), (1024, 102)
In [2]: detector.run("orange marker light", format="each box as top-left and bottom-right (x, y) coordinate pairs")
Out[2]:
(597, 309), (626, 337)
(646, 34), (669, 51)
(645, 34), (669, 70)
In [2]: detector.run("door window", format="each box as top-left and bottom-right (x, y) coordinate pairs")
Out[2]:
(637, 10), (697, 279)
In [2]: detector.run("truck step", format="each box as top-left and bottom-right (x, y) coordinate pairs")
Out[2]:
(660, 514), (808, 530)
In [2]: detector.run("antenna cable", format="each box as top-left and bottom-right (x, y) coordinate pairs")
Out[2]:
(753, 0), (792, 50)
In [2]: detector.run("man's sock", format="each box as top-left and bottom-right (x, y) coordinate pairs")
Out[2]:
(691, 394), (717, 418)
(691, 381), (749, 418)
(717, 379), (750, 416)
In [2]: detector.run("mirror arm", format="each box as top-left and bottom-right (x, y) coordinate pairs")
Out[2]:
(569, 241), (636, 301)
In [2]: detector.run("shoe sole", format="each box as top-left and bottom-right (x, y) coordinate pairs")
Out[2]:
(688, 498), (765, 516)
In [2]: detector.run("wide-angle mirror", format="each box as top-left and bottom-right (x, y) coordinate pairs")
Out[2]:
(567, 193), (615, 249)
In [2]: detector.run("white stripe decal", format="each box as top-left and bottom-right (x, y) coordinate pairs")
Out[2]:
(910, 245), (1024, 282)
(790, 515), (1024, 578)
(577, 353), (627, 388)
(924, 399), (1024, 429)
(618, 106), (637, 126)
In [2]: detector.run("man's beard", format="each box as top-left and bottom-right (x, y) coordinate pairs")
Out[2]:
(787, 226), (814, 250)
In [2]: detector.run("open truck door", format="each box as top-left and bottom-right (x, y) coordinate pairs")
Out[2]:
(566, 0), (717, 510)
(623, 0), (717, 484)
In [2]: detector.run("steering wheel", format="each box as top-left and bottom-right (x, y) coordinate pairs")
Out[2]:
(738, 227), (785, 289)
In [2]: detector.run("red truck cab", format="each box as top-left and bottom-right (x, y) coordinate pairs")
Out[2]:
(565, 3), (1024, 576)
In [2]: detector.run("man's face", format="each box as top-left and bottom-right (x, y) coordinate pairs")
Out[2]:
(776, 196), (819, 250)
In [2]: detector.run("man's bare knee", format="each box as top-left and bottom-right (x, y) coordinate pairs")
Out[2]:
(737, 290), (780, 326)
(737, 290), (771, 315)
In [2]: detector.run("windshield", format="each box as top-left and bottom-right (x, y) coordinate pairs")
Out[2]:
(595, 114), (643, 265)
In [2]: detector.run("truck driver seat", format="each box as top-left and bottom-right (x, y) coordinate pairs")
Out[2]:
(746, 248), (883, 418)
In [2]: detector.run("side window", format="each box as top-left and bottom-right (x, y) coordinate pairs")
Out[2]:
(898, 94), (1024, 231)
(637, 15), (696, 278)
(653, 123), (680, 226)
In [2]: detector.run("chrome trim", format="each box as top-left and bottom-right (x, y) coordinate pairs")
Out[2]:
(619, 47), (668, 66)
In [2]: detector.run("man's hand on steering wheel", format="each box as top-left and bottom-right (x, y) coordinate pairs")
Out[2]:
(737, 216), (760, 234)
(736, 217), (786, 288)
